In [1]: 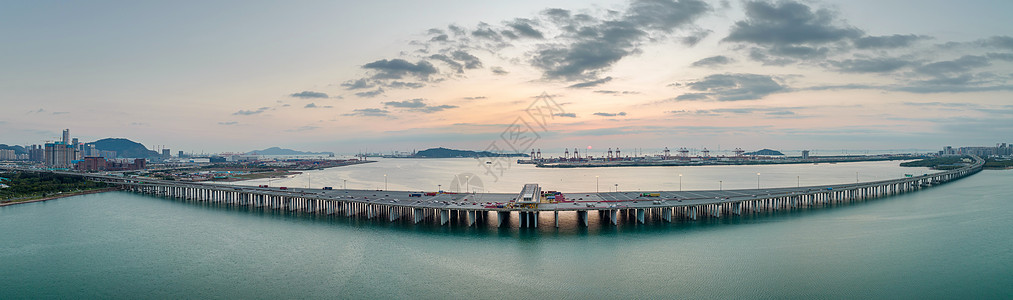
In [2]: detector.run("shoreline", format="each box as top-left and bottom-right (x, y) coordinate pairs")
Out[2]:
(0, 187), (120, 207)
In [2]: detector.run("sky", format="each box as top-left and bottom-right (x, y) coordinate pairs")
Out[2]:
(2, 0), (1012, 155)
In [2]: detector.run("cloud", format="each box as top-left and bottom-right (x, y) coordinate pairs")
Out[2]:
(725, 1), (862, 63)
(979, 35), (1013, 50)
(567, 76), (613, 88)
(343, 108), (391, 117)
(286, 126), (320, 132)
(672, 93), (710, 101)
(233, 107), (270, 116)
(725, 1), (862, 46)
(463, 96), (487, 100)
(681, 30), (711, 46)
(554, 112), (577, 118)
(531, 0), (710, 80)
(218, 121), (238, 125)
(853, 34), (929, 49)
(490, 66), (509, 75)
(385, 81), (425, 89)
(52, 111), (69, 115)
(384, 98), (459, 113)
(304, 103), (331, 109)
(683, 73), (787, 101)
(828, 57), (915, 73)
(340, 78), (376, 90)
(914, 55), (990, 76)
(354, 88), (385, 98)
(593, 112), (628, 117)
(290, 91), (329, 99)
(362, 58), (438, 80)
(28, 108), (44, 114)
(593, 90), (639, 95)
(384, 99), (427, 109)
(691, 55), (733, 67)
(505, 18), (544, 39)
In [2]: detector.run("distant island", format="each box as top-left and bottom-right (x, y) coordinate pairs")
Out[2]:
(743, 149), (784, 156)
(246, 147), (334, 156)
(90, 138), (161, 158)
(412, 147), (528, 158)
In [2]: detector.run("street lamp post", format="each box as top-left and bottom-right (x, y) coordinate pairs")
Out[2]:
(797, 175), (800, 187)
(384, 174), (387, 191)
(595, 176), (599, 193)
(343, 179), (347, 190)
(679, 174), (683, 191)
(615, 183), (619, 193)
(756, 173), (761, 189)
(719, 180), (723, 191)
(856, 172), (859, 183)
(438, 184), (442, 193)
(465, 175), (470, 193)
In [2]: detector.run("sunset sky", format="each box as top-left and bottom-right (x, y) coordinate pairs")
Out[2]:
(2, 0), (1011, 155)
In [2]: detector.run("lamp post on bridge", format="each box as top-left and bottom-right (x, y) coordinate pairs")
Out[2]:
(343, 179), (347, 190)
(757, 172), (761, 190)
(719, 180), (722, 191)
(595, 176), (599, 193)
(384, 174), (387, 191)
(679, 174), (683, 191)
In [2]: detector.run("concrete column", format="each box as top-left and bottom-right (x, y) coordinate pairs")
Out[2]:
(662, 208), (672, 222)
(636, 209), (645, 224)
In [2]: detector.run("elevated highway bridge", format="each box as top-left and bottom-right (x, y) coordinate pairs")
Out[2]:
(3, 156), (984, 228)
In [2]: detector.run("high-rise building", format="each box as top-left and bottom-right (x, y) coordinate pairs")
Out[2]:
(801, 150), (810, 160)
(62, 129), (70, 145)
(162, 149), (171, 158)
(44, 142), (77, 168)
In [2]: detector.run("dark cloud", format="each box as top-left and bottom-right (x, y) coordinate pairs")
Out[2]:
(980, 35), (1013, 50)
(490, 66), (509, 75)
(343, 108), (391, 117)
(725, 1), (862, 46)
(384, 81), (425, 89)
(567, 76), (613, 88)
(341, 78), (376, 90)
(766, 110), (795, 115)
(304, 103), (332, 109)
(673, 93), (710, 101)
(451, 51), (482, 69)
(429, 54), (464, 73)
(233, 107), (270, 116)
(554, 112), (577, 118)
(290, 91), (329, 99)
(681, 30), (711, 46)
(384, 99), (427, 109)
(684, 73), (786, 101)
(218, 121), (238, 125)
(725, 1), (861, 64)
(593, 112), (628, 117)
(286, 126), (320, 132)
(593, 90), (639, 95)
(828, 57), (915, 73)
(362, 59), (438, 80)
(506, 18), (544, 39)
(691, 55), (733, 67)
(853, 34), (929, 49)
(384, 98), (459, 113)
(914, 55), (990, 76)
(987, 52), (1013, 61)
(531, 0), (710, 80)
(354, 88), (385, 98)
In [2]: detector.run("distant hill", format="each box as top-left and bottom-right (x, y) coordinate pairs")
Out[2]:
(744, 149), (784, 156)
(246, 147), (333, 156)
(90, 138), (160, 158)
(414, 147), (528, 158)
(0, 144), (28, 154)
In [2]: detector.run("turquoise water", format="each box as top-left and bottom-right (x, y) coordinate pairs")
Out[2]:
(1, 171), (1010, 299)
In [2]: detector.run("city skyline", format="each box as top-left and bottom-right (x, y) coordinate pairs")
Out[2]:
(2, 0), (1012, 153)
